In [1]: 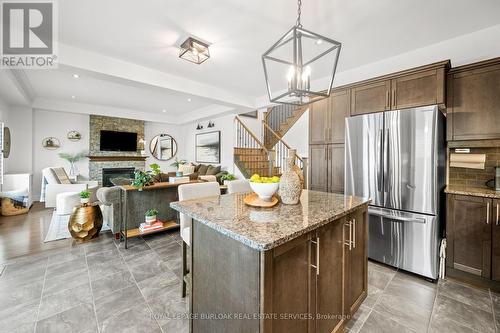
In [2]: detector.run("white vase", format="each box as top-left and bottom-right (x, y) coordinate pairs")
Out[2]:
(145, 215), (157, 226)
(80, 198), (90, 205)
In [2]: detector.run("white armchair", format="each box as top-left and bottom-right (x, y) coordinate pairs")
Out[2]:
(41, 167), (98, 208)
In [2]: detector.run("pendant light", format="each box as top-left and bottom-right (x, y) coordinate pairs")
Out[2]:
(262, 0), (341, 105)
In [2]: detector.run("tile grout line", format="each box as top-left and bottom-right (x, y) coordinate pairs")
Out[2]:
(426, 280), (440, 333)
(85, 241), (102, 333)
(117, 237), (165, 332)
(490, 290), (498, 333)
(32, 256), (49, 333)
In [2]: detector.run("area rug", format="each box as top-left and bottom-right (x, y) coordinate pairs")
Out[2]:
(44, 211), (110, 242)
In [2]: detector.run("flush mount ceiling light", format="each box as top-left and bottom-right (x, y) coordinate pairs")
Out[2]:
(179, 37), (210, 64)
(262, 0), (341, 105)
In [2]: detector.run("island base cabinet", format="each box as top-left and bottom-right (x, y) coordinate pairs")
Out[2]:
(190, 206), (368, 333)
(344, 208), (368, 317)
(492, 199), (500, 282)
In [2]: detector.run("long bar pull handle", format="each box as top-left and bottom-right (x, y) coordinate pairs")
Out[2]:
(392, 90), (396, 108)
(386, 90), (390, 109)
(496, 203), (499, 226)
(316, 237), (320, 275)
(344, 221), (352, 250)
(487, 202), (490, 224)
(352, 218), (356, 249)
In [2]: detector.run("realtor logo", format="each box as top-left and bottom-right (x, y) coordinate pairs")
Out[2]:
(1, 0), (57, 68)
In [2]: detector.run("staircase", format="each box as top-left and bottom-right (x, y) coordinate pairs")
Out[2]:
(234, 116), (306, 182)
(263, 104), (308, 149)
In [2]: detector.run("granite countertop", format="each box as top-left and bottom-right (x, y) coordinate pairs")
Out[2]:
(170, 190), (370, 251)
(445, 185), (500, 199)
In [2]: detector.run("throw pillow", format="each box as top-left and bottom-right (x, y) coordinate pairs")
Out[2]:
(51, 167), (71, 184)
(197, 164), (209, 175)
(179, 164), (195, 175)
(206, 165), (221, 175)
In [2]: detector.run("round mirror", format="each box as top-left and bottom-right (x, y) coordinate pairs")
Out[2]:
(149, 134), (177, 161)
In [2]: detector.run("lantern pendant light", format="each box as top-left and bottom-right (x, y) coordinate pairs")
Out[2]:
(262, 0), (341, 105)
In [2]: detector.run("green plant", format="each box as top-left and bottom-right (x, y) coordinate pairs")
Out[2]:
(132, 170), (153, 189)
(145, 209), (158, 217)
(79, 190), (91, 199)
(221, 173), (236, 182)
(149, 163), (161, 176)
(170, 157), (187, 169)
(58, 152), (87, 163)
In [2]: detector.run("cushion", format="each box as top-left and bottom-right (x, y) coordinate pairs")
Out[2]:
(178, 164), (195, 175)
(197, 164), (209, 175)
(51, 167), (71, 184)
(194, 164), (202, 172)
(206, 165), (221, 175)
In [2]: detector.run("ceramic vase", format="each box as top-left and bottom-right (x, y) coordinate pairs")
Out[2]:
(279, 152), (302, 205)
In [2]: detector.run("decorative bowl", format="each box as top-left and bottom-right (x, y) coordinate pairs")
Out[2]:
(249, 182), (279, 202)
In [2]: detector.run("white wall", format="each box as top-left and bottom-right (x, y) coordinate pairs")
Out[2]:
(144, 121), (185, 173)
(4, 107), (33, 175)
(32, 109), (90, 199)
(282, 109), (309, 158)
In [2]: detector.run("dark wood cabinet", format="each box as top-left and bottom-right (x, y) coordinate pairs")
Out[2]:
(330, 90), (351, 144)
(493, 199), (500, 282)
(309, 144), (344, 194)
(268, 234), (314, 333)
(447, 58), (500, 141)
(447, 194), (492, 278)
(351, 80), (391, 116)
(309, 145), (329, 192)
(391, 68), (446, 110)
(344, 208), (368, 316)
(309, 97), (330, 145)
(315, 218), (345, 333)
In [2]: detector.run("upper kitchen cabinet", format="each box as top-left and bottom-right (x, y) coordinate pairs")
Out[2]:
(351, 80), (391, 116)
(447, 58), (500, 141)
(350, 61), (449, 116)
(309, 88), (351, 145)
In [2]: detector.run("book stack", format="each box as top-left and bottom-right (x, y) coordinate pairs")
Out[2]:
(169, 176), (190, 184)
(139, 221), (163, 233)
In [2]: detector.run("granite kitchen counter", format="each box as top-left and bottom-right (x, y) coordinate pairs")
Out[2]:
(445, 185), (500, 199)
(170, 190), (370, 250)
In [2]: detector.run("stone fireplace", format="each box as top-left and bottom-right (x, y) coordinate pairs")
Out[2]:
(88, 115), (146, 186)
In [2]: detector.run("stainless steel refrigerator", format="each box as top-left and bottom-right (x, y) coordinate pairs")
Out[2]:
(345, 105), (445, 280)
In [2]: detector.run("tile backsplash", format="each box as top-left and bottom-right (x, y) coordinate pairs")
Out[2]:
(448, 147), (500, 188)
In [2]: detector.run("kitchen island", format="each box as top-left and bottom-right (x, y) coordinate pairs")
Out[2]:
(170, 190), (370, 333)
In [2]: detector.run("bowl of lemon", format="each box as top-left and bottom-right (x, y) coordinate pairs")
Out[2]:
(249, 174), (280, 202)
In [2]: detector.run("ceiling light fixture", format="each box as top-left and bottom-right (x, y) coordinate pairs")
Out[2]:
(71, 95), (76, 99)
(187, 98), (192, 102)
(179, 37), (210, 64)
(162, 109), (167, 113)
(72, 74), (79, 79)
(262, 0), (341, 105)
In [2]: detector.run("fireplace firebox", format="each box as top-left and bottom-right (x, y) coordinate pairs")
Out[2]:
(102, 168), (135, 187)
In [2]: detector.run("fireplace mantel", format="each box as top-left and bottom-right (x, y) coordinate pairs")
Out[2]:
(88, 156), (147, 162)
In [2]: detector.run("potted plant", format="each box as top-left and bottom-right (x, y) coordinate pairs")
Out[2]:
(131, 170), (153, 191)
(170, 157), (187, 176)
(80, 190), (91, 205)
(145, 209), (158, 225)
(221, 173), (236, 185)
(150, 163), (162, 182)
(58, 152), (88, 179)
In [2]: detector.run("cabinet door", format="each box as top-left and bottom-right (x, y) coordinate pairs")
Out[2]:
(344, 208), (368, 316)
(448, 61), (500, 140)
(391, 68), (445, 109)
(447, 195), (492, 278)
(351, 80), (391, 116)
(267, 234), (314, 333)
(330, 90), (351, 143)
(315, 219), (345, 333)
(493, 199), (500, 281)
(328, 144), (345, 194)
(309, 145), (329, 192)
(310, 98), (330, 144)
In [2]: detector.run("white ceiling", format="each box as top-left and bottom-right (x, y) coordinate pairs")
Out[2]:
(3, 0), (500, 123)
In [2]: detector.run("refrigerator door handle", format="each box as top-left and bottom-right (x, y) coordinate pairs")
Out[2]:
(378, 129), (383, 192)
(369, 211), (426, 223)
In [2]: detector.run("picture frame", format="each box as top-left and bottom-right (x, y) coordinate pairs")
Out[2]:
(67, 130), (82, 141)
(42, 137), (61, 150)
(195, 131), (220, 164)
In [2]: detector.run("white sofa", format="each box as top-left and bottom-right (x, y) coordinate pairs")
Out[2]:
(41, 167), (98, 208)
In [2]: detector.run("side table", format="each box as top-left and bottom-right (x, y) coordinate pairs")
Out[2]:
(68, 203), (103, 243)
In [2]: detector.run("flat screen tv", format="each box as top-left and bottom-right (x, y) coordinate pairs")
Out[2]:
(100, 130), (137, 152)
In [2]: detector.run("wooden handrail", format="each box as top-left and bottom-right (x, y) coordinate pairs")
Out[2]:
(235, 116), (269, 154)
(262, 121), (303, 163)
(264, 107), (273, 121)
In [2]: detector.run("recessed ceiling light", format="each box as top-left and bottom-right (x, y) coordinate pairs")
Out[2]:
(72, 74), (79, 79)
(71, 95), (76, 99)
(162, 109), (167, 113)
(315, 39), (323, 45)
(187, 98), (192, 102)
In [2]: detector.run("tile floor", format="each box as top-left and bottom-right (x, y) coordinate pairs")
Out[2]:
(0, 211), (499, 333)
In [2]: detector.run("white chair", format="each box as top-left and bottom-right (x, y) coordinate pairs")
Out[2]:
(41, 167), (98, 208)
(226, 179), (251, 194)
(1, 173), (33, 208)
(56, 186), (98, 215)
(178, 182), (220, 297)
